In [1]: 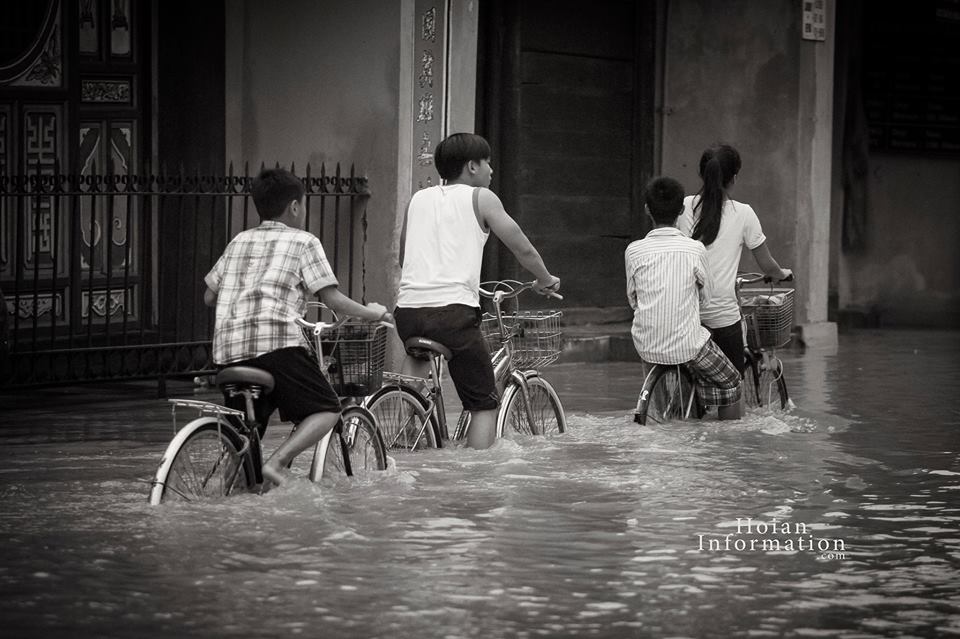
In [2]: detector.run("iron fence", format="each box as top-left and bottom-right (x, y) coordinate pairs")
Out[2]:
(0, 161), (369, 391)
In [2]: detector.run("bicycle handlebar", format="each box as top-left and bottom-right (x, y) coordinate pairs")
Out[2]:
(295, 315), (350, 335)
(737, 272), (795, 285)
(296, 300), (387, 335)
(478, 279), (563, 302)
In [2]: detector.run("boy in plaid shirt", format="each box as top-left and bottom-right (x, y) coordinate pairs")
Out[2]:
(204, 168), (392, 486)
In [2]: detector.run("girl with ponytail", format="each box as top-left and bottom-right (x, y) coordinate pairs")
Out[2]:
(678, 144), (792, 419)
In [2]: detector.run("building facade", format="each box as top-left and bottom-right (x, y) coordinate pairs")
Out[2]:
(3, 0), (957, 384)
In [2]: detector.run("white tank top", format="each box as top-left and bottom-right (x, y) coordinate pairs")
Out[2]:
(397, 184), (489, 308)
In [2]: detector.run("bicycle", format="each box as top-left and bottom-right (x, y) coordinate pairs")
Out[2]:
(363, 280), (567, 449)
(633, 273), (794, 425)
(737, 272), (793, 410)
(148, 307), (388, 504)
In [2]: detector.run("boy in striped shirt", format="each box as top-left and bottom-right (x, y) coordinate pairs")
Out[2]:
(625, 177), (741, 417)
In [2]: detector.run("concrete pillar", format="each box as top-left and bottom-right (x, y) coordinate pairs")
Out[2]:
(794, 0), (838, 352)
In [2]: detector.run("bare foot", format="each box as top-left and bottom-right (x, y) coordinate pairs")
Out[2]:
(261, 463), (286, 487)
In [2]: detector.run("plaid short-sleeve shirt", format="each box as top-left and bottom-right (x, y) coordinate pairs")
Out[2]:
(205, 221), (338, 364)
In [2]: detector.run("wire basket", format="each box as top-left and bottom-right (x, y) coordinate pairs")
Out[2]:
(740, 288), (795, 349)
(480, 310), (563, 369)
(302, 321), (387, 397)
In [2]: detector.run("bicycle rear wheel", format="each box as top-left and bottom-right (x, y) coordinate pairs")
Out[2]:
(635, 365), (699, 425)
(498, 375), (566, 437)
(744, 352), (789, 410)
(364, 384), (440, 450)
(149, 419), (253, 504)
(310, 406), (388, 481)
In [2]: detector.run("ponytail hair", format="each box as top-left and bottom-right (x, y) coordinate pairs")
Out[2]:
(691, 144), (741, 246)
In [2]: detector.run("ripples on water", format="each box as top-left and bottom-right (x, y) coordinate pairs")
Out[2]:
(1, 330), (959, 638)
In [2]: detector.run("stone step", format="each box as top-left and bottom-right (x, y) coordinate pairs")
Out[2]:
(557, 307), (635, 362)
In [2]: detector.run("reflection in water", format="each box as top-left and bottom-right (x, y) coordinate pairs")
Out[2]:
(0, 330), (958, 638)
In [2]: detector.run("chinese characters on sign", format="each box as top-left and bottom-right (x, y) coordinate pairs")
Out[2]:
(802, 0), (827, 41)
(412, 2), (446, 191)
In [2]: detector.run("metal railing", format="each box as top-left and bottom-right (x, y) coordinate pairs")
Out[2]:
(0, 161), (369, 391)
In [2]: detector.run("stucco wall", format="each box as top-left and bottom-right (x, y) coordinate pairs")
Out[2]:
(224, 0), (403, 312)
(661, 0), (799, 257)
(660, 0), (835, 329)
(838, 155), (960, 327)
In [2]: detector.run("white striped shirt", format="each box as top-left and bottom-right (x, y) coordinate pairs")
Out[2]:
(625, 227), (711, 364)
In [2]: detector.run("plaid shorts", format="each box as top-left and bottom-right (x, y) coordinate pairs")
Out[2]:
(687, 339), (742, 407)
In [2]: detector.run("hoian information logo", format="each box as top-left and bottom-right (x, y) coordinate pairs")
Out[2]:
(696, 517), (847, 560)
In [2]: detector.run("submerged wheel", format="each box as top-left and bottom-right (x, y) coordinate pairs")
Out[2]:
(363, 384), (440, 450)
(498, 375), (566, 437)
(635, 365), (699, 425)
(311, 406), (388, 481)
(744, 353), (789, 410)
(149, 419), (253, 504)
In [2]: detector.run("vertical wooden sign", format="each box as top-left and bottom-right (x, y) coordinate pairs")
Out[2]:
(412, 1), (448, 191)
(802, 0), (827, 41)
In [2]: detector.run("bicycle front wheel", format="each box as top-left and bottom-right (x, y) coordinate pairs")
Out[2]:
(498, 374), (566, 437)
(364, 384), (440, 450)
(149, 419), (253, 504)
(635, 365), (699, 425)
(744, 352), (789, 410)
(310, 406), (388, 481)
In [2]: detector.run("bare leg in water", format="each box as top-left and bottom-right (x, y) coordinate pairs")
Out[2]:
(466, 408), (497, 449)
(262, 411), (339, 486)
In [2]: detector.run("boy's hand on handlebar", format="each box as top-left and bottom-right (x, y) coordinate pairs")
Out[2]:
(534, 275), (561, 297)
(379, 311), (396, 328)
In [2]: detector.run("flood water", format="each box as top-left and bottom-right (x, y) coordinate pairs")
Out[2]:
(1, 329), (959, 638)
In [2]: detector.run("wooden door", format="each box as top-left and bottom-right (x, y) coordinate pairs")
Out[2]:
(478, 0), (655, 308)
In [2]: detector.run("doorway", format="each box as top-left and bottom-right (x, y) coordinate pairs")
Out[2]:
(477, 0), (657, 309)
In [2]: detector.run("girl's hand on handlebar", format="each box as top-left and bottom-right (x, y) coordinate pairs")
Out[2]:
(379, 311), (396, 329)
(760, 269), (794, 284)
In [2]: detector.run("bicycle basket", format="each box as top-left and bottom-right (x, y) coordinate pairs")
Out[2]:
(480, 310), (563, 369)
(740, 288), (794, 349)
(302, 321), (387, 397)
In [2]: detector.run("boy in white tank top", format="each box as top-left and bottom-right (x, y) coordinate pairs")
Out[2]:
(396, 133), (560, 449)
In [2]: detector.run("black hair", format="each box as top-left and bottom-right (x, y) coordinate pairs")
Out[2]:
(251, 168), (305, 221)
(691, 144), (741, 246)
(643, 176), (685, 225)
(434, 133), (491, 181)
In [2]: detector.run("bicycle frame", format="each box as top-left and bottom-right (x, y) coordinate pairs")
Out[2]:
(390, 280), (558, 442)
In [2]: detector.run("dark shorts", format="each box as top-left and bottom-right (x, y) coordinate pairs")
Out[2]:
(394, 304), (499, 411)
(706, 321), (745, 375)
(221, 346), (341, 428)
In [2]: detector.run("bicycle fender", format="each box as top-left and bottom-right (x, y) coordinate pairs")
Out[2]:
(148, 416), (241, 505)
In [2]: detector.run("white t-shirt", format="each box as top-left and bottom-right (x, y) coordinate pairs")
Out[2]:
(677, 195), (766, 328)
(397, 184), (489, 308)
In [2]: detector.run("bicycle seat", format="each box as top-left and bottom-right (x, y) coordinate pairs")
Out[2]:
(216, 366), (275, 393)
(404, 337), (452, 361)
